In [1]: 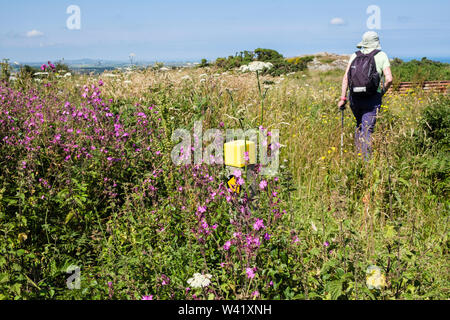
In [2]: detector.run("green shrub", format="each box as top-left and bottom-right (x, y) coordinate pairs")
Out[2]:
(391, 57), (450, 82)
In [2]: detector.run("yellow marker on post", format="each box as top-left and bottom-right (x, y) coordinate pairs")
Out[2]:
(224, 140), (256, 168)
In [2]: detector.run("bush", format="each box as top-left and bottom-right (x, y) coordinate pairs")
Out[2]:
(214, 49), (310, 76)
(391, 57), (450, 82)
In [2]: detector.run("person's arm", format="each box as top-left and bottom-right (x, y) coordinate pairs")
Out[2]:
(338, 62), (352, 109)
(382, 66), (393, 96)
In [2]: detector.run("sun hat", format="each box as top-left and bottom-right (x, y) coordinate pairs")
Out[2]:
(357, 31), (382, 50)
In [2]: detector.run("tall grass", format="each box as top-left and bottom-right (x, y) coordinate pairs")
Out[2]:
(0, 66), (448, 300)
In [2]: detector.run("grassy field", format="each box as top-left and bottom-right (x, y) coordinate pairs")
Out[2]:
(0, 64), (448, 300)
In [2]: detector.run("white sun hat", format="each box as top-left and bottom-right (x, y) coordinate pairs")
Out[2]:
(357, 31), (382, 50)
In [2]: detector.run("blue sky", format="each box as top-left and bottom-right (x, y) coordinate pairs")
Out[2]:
(1, 0), (449, 62)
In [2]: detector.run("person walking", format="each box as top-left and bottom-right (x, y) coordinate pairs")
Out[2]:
(338, 31), (393, 161)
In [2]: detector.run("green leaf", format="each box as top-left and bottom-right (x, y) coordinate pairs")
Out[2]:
(326, 280), (343, 300)
(65, 210), (75, 224)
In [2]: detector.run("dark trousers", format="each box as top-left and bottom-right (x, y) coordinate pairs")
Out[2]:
(349, 92), (382, 161)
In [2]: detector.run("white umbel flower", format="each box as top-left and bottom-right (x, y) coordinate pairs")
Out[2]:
(239, 61), (273, 73)
(187, 273), (212, 288)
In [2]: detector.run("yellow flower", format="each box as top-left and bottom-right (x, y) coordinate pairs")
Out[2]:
(18, 233), (28, 242)
(366, 265), (386, 290)
(321, 156), (326, 160)
(331, 147), (336, 152)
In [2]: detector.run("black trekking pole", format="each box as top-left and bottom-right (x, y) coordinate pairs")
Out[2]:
(340, 100), (347, 161)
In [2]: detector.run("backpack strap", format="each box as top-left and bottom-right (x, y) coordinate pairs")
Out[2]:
(355, 50), (381, 58)
(367, 49), (381, 58)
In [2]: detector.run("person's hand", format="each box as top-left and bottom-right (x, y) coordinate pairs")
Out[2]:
(338, 99), (347, 110)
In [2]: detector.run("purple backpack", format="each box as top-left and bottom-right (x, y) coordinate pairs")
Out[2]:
(348, 50), (381, 97)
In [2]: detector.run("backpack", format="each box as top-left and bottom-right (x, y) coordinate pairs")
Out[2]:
(348, 50), (381, 97)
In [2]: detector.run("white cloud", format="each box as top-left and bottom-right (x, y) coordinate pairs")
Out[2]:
(330, 18), (346, 26)
(26, 30), (44, 38)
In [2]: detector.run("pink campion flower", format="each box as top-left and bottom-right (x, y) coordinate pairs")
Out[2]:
(264, 233), (271, 241)
(323, 241), (330, 247)
(259, 180), (268, 190)
(236, 177), (245, 186)
(98, 79), (104, 86)
(269, 281), (273, 287)
(233, 169), (242, 178)
(40, 64), (47, 71)
(244, 151), (249, 162)
(137, 112), (146, 118)
(197, 206), (207, 214)
(292, 236), (300, 244)
(142, 295), (153, 300)
(253, 219), (265, 231)
(251, 291), (259, 298)
(246, 267), (256, 279)
(223, 241), (231, 251)
(201, 219), (209, 230)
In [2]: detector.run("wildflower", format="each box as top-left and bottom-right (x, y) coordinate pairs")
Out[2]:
(40, 64), (47, 71)
(323, 241), (330, 247)
(259, 180), (268, 190)
(233, 169), (242, 178)
(264, 233), (271, 241)
(311, 222), (318, 232)
(142, 295), (153, 300)
(223, 241), (231, 251)
(197, 206), (207, 214)
(246, 267), (256, 279)
(366, 265), (386, 290)
(187, 273), (212, 288)
(292, 236), (300, 244)
(236, 177), (245, 186)
(161, 274), (170, 286)
(251, 291), (259, 298)
(253, 218), (265, 231)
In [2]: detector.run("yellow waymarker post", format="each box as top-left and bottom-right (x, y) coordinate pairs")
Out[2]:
(224, 140), (256, 168)
(224, 140), (257, 194)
